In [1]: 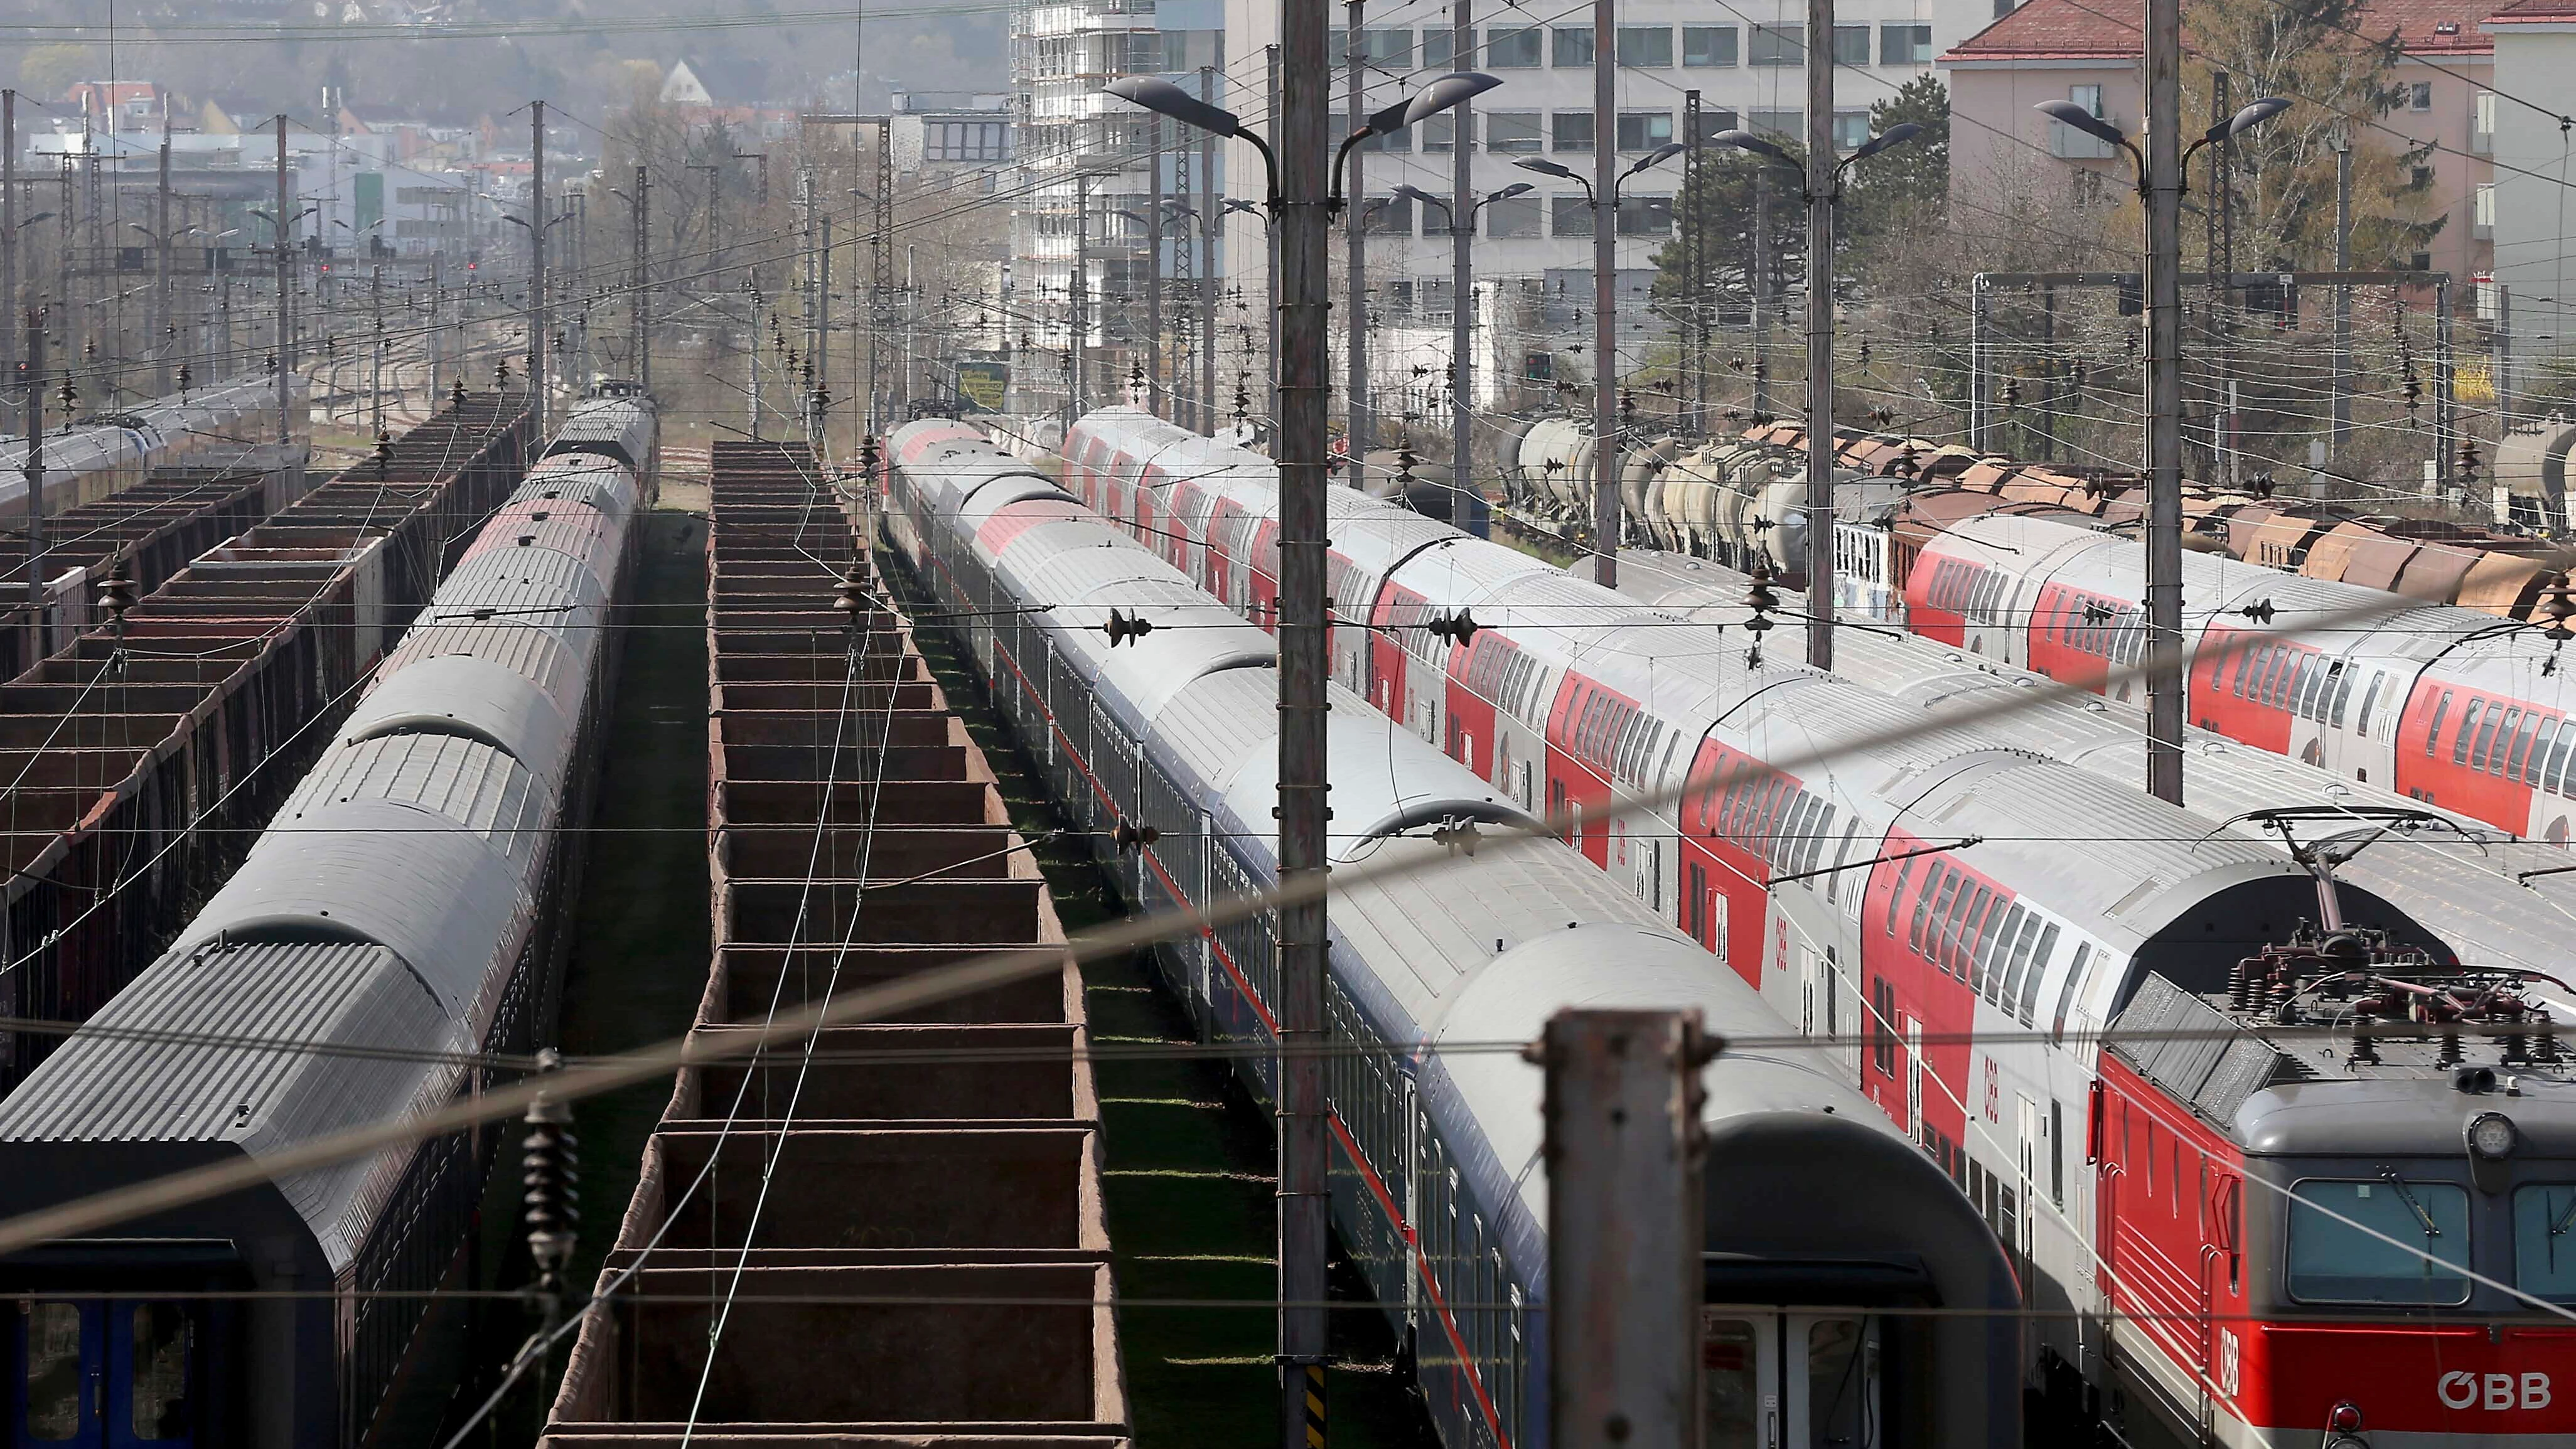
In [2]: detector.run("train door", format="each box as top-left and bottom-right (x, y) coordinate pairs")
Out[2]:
(14, 1300), (193, 1448)
(1702, 1310), (1881, 1448)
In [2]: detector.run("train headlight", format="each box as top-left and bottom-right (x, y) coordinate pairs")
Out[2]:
(2468, 1111), (2519, 1161)
(2329, 1401), (2364, 1433)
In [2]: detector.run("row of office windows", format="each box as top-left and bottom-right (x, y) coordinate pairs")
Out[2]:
(1360, 193), (1675, 237)
(1364, 106), (1869, 155)
(1331, 22), (1934, 68)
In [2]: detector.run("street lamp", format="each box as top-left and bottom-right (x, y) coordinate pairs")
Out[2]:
(1707, 120), (1922, 665)
(1515, 141), (1682, 584)
(2030, 91), (2289, 801)
(1099, 63), (1501, 1449)
(1391, 179), (1531, 533)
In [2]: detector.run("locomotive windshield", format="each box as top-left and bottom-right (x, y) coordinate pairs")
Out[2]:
(2514, 1184), (2576, 1303)
(2287, 1176), (2474, 1305)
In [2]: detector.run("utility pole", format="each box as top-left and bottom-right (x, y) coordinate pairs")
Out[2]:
(154, 124), (171, 394)
(1805, 0), (1836, 666)
(2144, 0), (2186, 805)
(1451, 0), (1476, 521)
(1275, 0), (1333, 1440)
(1683, 89), (1703, 433)
(1345, 0), (1370, 471)
(875, 121), (897, 419)
(632, 166), (651, 392)
(20, 311), (42, 651)
(1267, 46), (1283, 405)
(798, 168), (817, 435)
(1751, 170), (1769, 418)
(529, 100), (548, 435)
(2210, 72), (2233, 485)
(1070, 172), (1090, 430)
(1147, 120), (1166, 416)
(1543, 1009), (1708, 1449)
(4, 92), (18, 373)
(1199, 61), (1220, 437)
(2332, 132), (2352, 452)
(2493, 283), (2511, 427)
(1589, 0), (1618, 586)
(370, 264), (384, 436)
(275, 115), (292, 444)
(817, 213), (833, 443)
(427, 255), (441, 404)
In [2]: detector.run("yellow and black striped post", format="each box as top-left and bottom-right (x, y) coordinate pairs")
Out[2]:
(1302, 1362), (1326, 1448)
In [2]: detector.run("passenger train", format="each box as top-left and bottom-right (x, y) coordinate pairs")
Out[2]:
(0, 391), (653, 1447)
(0, 377), (303, 519)
(1054, 407), (2576, 1449)
(883, 419), (2025, 1449)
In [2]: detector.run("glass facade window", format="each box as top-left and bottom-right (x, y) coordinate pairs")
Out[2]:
(1421, 114), (1455, 152)
(1832, 24), (1870, 63)
(1749, 23), (1804, 64)
(1361, 195), (1414, 235)
(1616, 195), (1673, 235)
(1749, 109), (1803, 140)
(2289, 1177), (2474, 1305)
(1488, 26), (1542, 66)
(1361, 27), (1414, 65)
(1617, 110), (1673, 151)
(1552, 194), (1595, 236)
(1422, 28), (1457, 68)
(1882, 23), (1933, 62)
(1618, 26), (1675, 65)
(1833, 110), (1870, 151)
(1486, 195), (1542, 236)
(1684, 26), (1739, 65)
(1552, 112), (1595, 151)
(1686, 108), (1742, 144)
(1552, 26), (1594, 65)
(1486, 111), (1542, 151)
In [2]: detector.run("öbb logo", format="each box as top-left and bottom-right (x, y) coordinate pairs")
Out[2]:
(2437, 1372), (2552, 1411)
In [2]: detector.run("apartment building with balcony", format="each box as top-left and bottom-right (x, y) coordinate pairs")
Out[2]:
(1011, 0), (1226, 413)
(1940, 0), (2499, 284)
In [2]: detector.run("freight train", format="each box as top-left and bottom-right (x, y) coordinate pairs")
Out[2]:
(1057, 407), (2576, 1449)
(0, 392), (653, 1447)
(883, 419), (2025, 1449)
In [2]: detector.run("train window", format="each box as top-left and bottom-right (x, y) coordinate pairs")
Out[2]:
(2526, 719), (2560, 786)
(2477, 707), (2514, 773)
(2289, 1178), (2473, 1305)
(1911, 864), (1945, 951)
(2046, 935), (2081, 1042)
(1885, 855), (1915, 935)
(2327, 663), (2356, 727)
(1946, 884), (1990, 980)
(2288, 657), (2320, 719)
(2511, 713), (2545, 781)
(1872, 977), (1898, 1074)
(2454, 698), (2484, 764)
(2548, 730), (2576, 796)
(23, 1302), (82, 1440)
(129, 1307), (190, 1438)
(2512, 1184), (2576, 1302)
(1969, 895), (2009, 995)
(2010, 917), (2047, 1024)
(1994, 906), (2034, 1006)
(1804, 805), (1838, 877)
(1921, 869), (1958, 958)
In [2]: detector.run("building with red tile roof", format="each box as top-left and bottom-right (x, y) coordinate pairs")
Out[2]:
(1938, 0), (2498, 282)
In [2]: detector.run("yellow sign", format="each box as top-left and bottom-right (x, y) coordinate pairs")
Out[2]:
(956, 361), (1009, 412)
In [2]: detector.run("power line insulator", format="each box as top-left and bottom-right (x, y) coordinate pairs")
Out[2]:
(520, 1052), (578, 1299)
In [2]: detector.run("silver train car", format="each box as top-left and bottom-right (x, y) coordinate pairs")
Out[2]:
(0, 377), (303, 520)
(1062, 407), (2576, 1449)
(884, 419), (2022, 1449)
(0, 393), (652, 1447)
